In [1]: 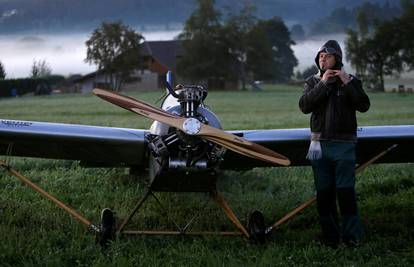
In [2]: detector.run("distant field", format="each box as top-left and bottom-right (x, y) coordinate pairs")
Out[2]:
(385, 73), (414, 92)
(0, 85), (413, 266)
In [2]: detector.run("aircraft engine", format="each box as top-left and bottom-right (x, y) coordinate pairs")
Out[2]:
(146, 85), (226, 191)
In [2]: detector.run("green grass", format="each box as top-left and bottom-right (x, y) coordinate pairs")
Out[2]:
(0, 85), (413, 266)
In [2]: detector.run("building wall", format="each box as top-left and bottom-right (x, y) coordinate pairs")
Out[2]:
(80, 70), (160, 93)
(80, 79), (96, 94)
(123, 70), (159, 91)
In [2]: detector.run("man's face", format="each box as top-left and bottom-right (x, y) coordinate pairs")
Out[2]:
(318, 52), (336, 70)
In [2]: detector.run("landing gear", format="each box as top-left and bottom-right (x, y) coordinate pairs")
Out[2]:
(248, 210), (266, 244)
(97, 208), (115, 247)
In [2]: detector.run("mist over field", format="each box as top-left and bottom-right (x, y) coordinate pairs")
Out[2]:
(1, 31), (350, 78)
(0, 0), (411, 90)
(0, 0), (401, 78)
(0, 30), (181, 78)
(4, 31), (413, 90)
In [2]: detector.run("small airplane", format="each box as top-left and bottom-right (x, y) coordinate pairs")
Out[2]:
(1, 80), (413, 245)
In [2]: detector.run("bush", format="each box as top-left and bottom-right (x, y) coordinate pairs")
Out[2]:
(0, 78), (51, 97)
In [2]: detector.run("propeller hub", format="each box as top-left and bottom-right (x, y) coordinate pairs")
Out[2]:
(182, 118), (201, 135)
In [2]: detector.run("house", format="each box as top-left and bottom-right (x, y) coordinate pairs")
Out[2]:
(53, 74), (82, 93)
(77, 40), (183, 94)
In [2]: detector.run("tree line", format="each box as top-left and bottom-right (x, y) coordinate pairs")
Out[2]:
(0, 58), (65, 97)
(306, 1), (402, 37)
(176, 0), (297, 89)
(2, 0), (410, 93)
(85, 0), (413, 92)
(345, 0), (414, 91)
(0, 0), (298, 92)
(0, 0), (386, 34)
(84, 0), (297, 91)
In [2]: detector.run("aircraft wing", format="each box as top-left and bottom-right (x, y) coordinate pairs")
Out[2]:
(1, 120), (412, 171)
(0, 119), (149, 168)
(220, 125), (414, 170)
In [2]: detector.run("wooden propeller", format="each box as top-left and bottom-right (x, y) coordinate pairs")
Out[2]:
(93, 88), (290, 166)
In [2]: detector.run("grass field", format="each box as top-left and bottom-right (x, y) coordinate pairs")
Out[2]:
(0, 85), (413, 266)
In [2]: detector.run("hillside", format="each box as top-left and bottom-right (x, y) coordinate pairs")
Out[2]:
(0, 0), (396, 33)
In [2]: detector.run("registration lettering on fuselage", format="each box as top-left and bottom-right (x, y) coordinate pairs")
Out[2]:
(1, 120), (33, 127)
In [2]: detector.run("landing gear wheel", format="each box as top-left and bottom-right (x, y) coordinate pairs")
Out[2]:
(248, 210), (266, 244)
(97, 208), (115, 247)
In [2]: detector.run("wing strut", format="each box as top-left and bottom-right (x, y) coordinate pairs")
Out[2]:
(265, 144), (399, 235)
(0, 160), (101, 233)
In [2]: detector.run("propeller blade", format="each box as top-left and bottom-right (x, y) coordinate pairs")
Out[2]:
(93, 88), (176, 119)
(93, 88), (290, 166)
(197, 124), (290, 166)
(130, 108), (290, 166)
(204, 135), (290, 166)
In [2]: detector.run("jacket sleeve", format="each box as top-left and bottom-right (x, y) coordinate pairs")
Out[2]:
(343, 77), (370, 113)
(299, 79), (330, 114)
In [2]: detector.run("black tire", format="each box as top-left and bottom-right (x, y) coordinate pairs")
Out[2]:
(98, 208), (115, 247)
(248, 210), (266, 244)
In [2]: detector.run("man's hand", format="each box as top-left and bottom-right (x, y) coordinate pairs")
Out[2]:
(333, 69), (351, 84)
(321, 69), (337, 83)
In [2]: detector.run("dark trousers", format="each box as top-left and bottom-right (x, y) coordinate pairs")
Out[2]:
(311, 141), (363, 244)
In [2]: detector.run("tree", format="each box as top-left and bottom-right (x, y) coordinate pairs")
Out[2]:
(254, 17), (298, 83)
(223, 4), (260, 89)
(345, 10), (369, 78)
(224, 13), (297, 84)
(345, 29), (364, 78)
(85, 21), (144, 91)
(346, 4), (411, 91)
(177, 0), (230, 88)
(367, 20), (404, 91)
(347, 19), (403, 91)
(178, 1), (297, 88)
(221, 5), (295, 88)
(355, 9), (369, 37)
(31, 59), (52, 78)
(0, 61), (5, 80)
(398, 0), (414, 69)
(243, 25), (273, 83)
(299, 65), (318, 80)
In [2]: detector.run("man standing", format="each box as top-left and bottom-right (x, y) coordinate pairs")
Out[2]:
(299, 40), (370, 248)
